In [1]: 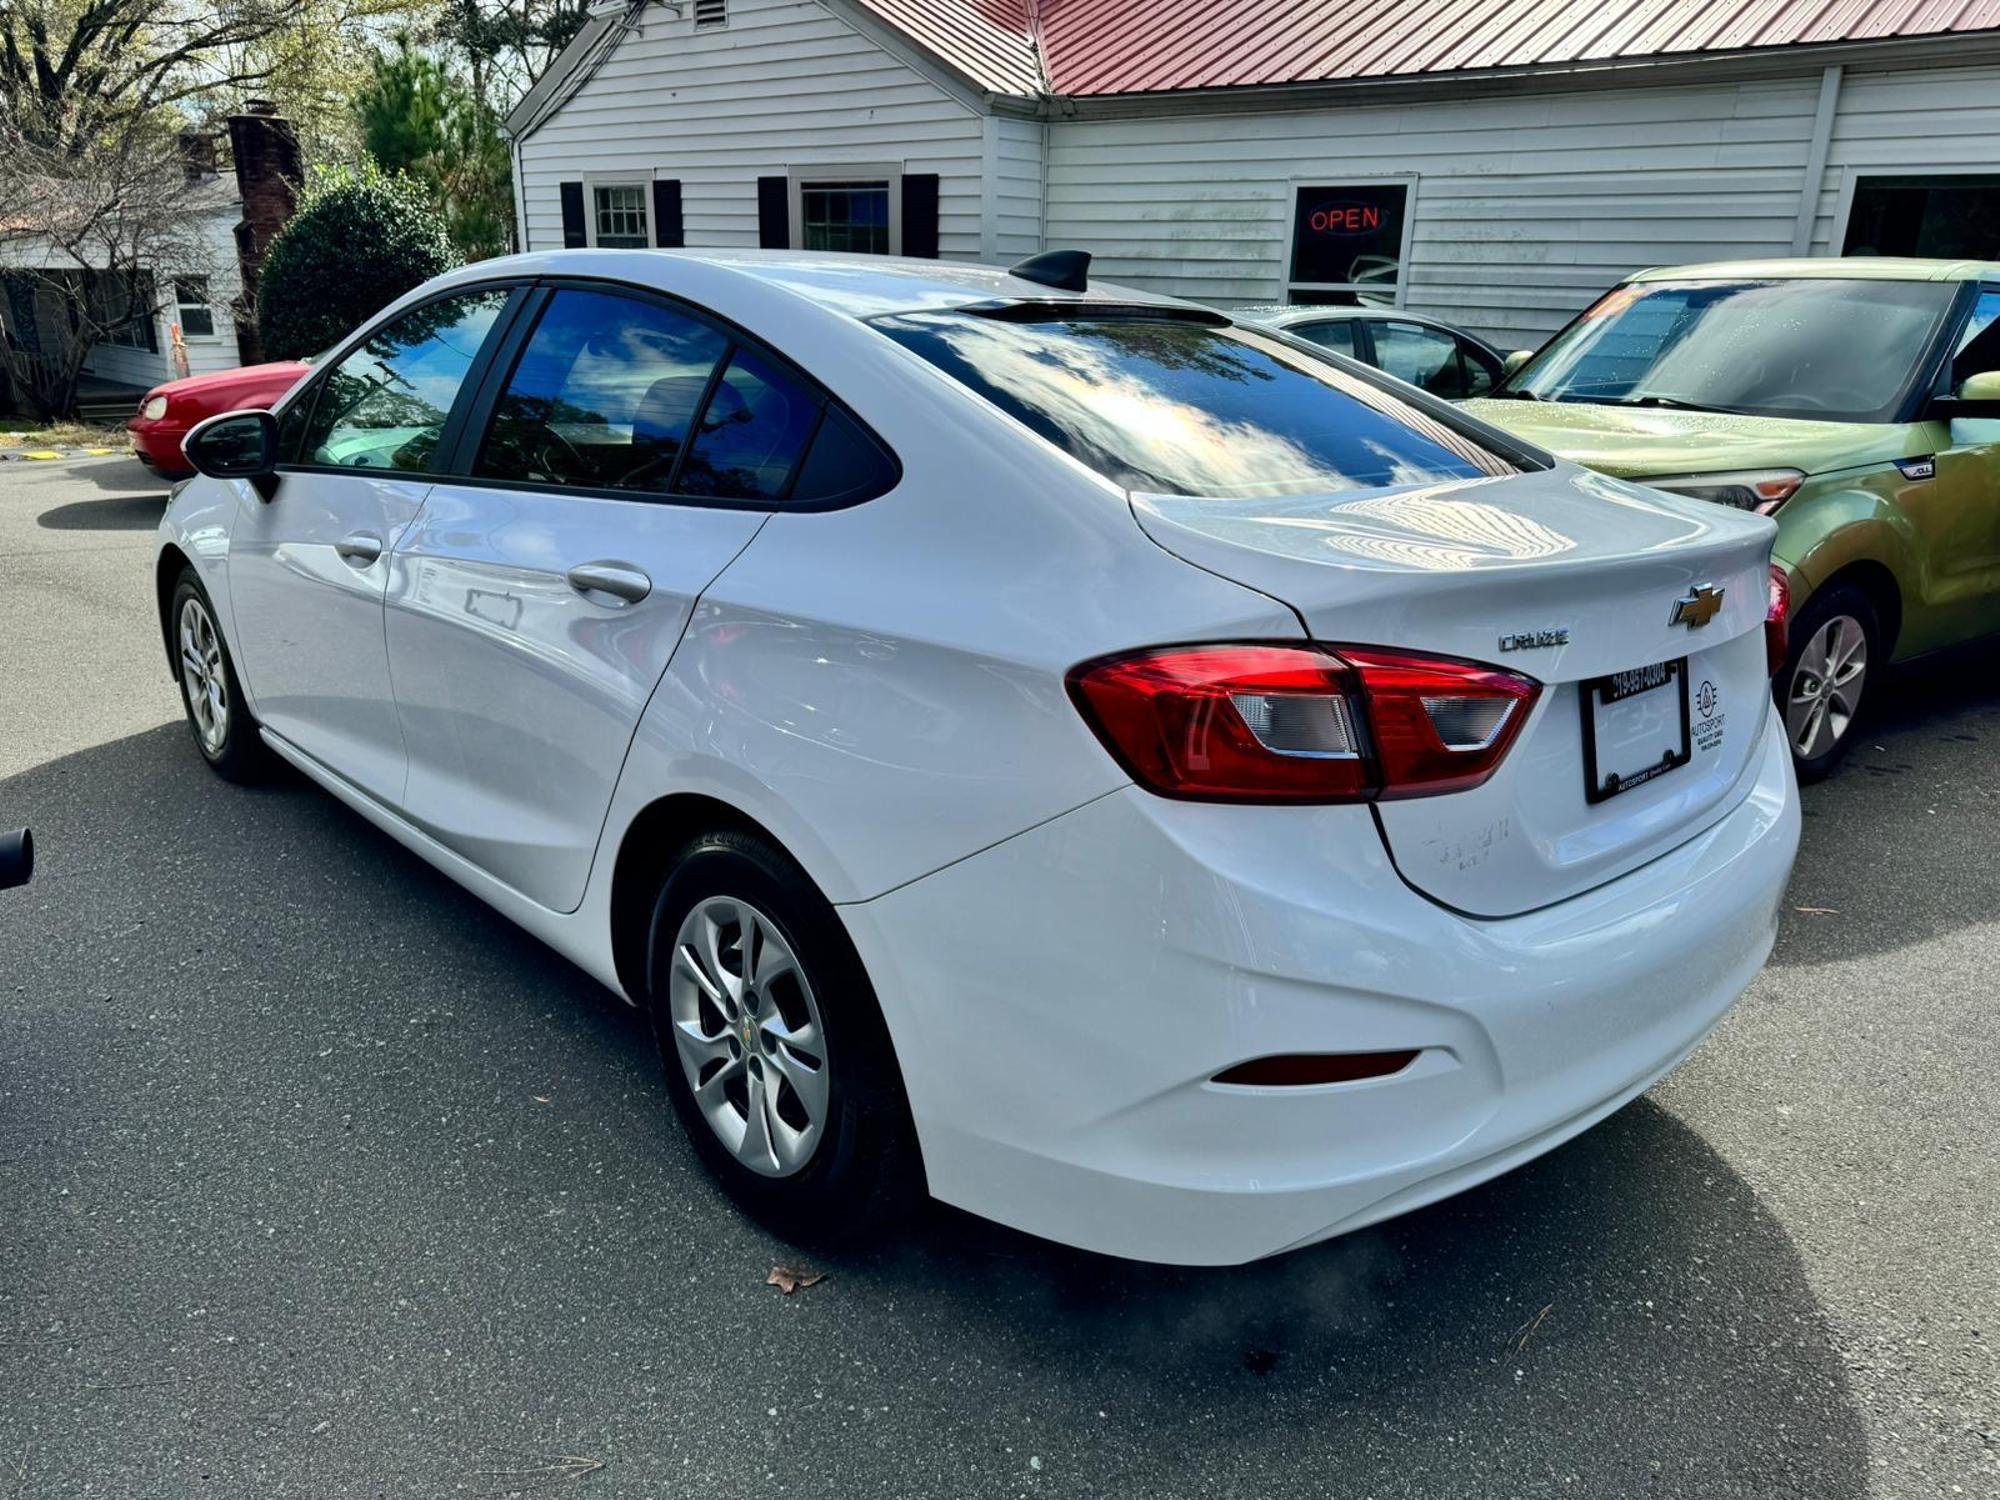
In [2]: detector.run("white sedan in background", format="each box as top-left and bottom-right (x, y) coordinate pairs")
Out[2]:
(157, 248), (1798, 1265)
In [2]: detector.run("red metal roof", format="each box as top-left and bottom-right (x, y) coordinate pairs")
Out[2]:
(851, 0), (2000, 97)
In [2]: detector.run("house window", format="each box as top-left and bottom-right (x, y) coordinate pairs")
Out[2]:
(1842, 174), (2000, 260)
(175, 278), (216, 339)
(798, 180), (892, 254)
(592, 183), (650, 248)
(1288, 180), (1415, 307)
(694, 0), (727, 27)
(91, 271), (156, 350)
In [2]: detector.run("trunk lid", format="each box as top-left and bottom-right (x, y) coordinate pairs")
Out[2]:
(1132, 463), (1779, 917)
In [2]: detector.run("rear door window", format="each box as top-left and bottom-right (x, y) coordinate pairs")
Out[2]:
(1290, 318), (1357, 357)
(1372, 320), (1470, 398)
(474, 288), (729, 494)
(677, 346), (821, 500)
(875, 310), (1520, 497)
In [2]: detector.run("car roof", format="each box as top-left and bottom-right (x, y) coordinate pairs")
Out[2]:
(1234, 304), (1427, 325)
(1628, 256), (2000, 284)
(432, 247), (1195, 320)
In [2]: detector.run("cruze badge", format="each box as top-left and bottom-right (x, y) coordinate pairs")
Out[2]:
(1671, 584), (1724, 629)
(1498, 629), (1570, 652)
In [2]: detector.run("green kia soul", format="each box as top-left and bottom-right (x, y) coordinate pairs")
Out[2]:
(1466, 258), (2000, 780)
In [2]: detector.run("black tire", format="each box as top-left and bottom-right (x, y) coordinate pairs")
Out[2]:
(169, 569), (270, 783)
(1775, 582), (1881, 784)
(645, 828), (920, 1243)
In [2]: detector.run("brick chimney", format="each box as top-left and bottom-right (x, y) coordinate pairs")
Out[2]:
(178, 131), (218, 183)
(227, 101), (301, 366)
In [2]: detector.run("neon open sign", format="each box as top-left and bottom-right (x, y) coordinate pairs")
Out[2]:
(1308, 202), (1382, 235)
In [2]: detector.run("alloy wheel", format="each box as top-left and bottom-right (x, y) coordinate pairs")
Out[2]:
(178, 595), (230, 755)
(667, 895), (829, 1178)
(1785, 612), (1867, 761)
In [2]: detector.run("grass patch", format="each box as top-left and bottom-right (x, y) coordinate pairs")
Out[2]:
(0, 419), (128, 449)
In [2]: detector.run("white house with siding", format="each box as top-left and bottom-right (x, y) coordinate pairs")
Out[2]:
(505, 0), (2000, 352)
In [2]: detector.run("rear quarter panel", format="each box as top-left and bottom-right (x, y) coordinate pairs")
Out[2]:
(597, 327), (1303, 906)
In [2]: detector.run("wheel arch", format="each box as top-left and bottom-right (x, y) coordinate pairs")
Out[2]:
(1789, 508), (1914, 659)
(155, 542), (195, 675)
(1809, 558), (1904, 658)
(607, 792), (807, 1012)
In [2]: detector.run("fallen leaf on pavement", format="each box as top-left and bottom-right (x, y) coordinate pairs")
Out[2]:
(533, 1095), (552, 1103)
(1513, 1302), (1553, 1352)
(767, 1265), (826, 1295)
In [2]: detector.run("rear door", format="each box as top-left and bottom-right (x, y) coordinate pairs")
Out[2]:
(226, 284), (520, 802)
(382, 282), (859, 912)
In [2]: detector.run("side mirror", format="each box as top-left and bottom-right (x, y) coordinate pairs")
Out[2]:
(1938, 369), (2000, 445)
(184, 409), (280, 499)
(1501, 349), (1534, 378)
(1953, 369), (2000, 406)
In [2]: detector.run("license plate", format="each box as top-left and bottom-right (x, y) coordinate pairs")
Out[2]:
(1579, 657), (1691, 804)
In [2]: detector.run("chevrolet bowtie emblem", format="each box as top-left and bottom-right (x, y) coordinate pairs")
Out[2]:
(1670, 584), (1724, 629)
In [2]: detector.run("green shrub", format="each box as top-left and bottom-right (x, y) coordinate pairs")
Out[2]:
(256, 161), (461, 361)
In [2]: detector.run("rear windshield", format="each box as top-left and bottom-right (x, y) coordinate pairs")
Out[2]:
(872, 311), (1522, 498)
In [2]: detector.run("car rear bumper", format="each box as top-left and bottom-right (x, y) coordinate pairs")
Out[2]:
(840, 703), (1799, 1265)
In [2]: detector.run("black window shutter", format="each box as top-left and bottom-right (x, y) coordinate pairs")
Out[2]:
(901, 174), (940, 259)
(559, 181), (587, 248)
(757, 176), (789, 249)
(652, 179), (684, 248)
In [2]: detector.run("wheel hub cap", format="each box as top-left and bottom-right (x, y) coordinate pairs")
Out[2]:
(1785, 612), (1867, 761)
(177, 596), (229, 754)
(667, 895), (828, 1178)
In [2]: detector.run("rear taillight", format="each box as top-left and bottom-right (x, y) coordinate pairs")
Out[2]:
(1067, 643), (1539, 803)
(1765, 565), (1790, 677)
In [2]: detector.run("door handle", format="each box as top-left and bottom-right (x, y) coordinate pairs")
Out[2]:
(334, 531), (384, 565)
(566, 561), (652, 604)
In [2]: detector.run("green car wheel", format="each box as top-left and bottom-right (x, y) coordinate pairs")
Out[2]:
(1777, 583), (1880, 783)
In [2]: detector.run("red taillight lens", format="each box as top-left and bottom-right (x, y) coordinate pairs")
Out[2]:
(1336, 647), (1540, 800)
(1067, 643), (1539, 803)
(1765, 564), (1790, 677)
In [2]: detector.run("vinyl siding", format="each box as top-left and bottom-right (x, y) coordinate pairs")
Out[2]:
(989, 115), (1045, 259)
(1043, 78), (1827, 350)
(516, 0), (985, 257)
(1805, 64), (2000, 255)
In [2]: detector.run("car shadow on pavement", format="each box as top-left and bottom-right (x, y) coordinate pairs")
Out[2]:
(0, 724), (1869, 1498)
(35, 491), (169, 532)
(1774, 635), (2000, 970)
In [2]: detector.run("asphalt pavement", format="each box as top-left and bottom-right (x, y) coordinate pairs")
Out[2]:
(1, 456), (1995, 1498)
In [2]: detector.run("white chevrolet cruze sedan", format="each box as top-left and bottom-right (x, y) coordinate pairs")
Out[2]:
(157, 249), (1800, 1265)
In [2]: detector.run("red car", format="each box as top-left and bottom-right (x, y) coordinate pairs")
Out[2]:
(127, 359), (312, 477)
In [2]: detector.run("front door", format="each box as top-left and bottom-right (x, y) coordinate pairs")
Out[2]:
(1924, 286), (2000, 643)
(225, 286), (517, 802)
(384, 285), (827, 912)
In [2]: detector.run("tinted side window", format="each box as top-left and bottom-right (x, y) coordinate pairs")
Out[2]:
(791, 405), (897, 503)
(1950, 289), (2000, 384)
(299, 288), (510, 472)
(475, 288), (728, 493)
(678, 346), (820, 500)
(1292, 319), (1356, 357)
(1373, 321), (1467, 398)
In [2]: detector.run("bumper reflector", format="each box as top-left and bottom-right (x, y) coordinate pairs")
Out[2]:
(1212, 1050), (1420, 1087)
